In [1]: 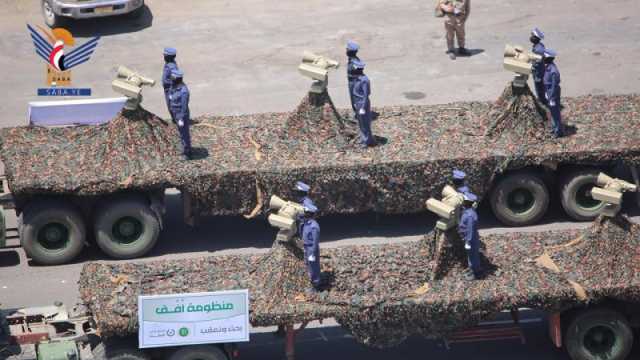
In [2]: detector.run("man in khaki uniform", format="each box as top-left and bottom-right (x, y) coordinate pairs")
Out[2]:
(438, 0), (470, 60)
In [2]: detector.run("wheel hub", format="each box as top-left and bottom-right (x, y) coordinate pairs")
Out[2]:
(38, 223), (70, 251)
(507, 188), (535, 214)
(584, 325), (616, 356)
(112, 216), (143, 244)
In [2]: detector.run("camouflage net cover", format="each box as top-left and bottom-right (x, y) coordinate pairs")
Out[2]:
(79, 215), (640, 347)
(1, 84), (639, 216)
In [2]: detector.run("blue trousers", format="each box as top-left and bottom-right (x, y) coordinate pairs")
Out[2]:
(534, 80), (547, 106)
(357, 111), (374, 146)
(549, 104), (563, 137)
(164, 89), (172, 115)
(304, 246), (321, 287)
(177, 120), (192, 156)
(467, 243), (481, 275)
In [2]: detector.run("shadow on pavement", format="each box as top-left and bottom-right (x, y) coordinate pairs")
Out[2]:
(458, 48), (485, 57)
(61, 5), (153, 38)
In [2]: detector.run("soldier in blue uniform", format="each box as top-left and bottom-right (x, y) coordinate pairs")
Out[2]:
(543, 49), (564, 138)
(351, 59), (375, 148)
(168, 69), (192, 158)
(452, 169), (470, 194)
(458, 192), (481, 280)
(162, 47), (178, 115)
(529, 28), (547, 106)
(301, 203), (322, 293)
(346, 41), (360, 115)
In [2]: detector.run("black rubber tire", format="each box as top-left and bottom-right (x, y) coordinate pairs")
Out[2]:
(0, 209), (6, 248)
(92, 342), (150, 360)
(565, 308), (633, 360)
(94, 196), (160, 259)
(490, 171), (550, 226)
(21, 200), (86, 265)
(41, 0), (63, 28)
(168, 345), (228, 360)
(560, 169), (605, 221)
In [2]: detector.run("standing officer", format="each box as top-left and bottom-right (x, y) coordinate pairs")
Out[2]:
(162, 47), (178, 115)
(346, 41), (360, 116)
(543, 49), (564, 138)
(452, 169), (469, 194)
(458, 192), (481, 281)
(301, 204), (322, 293)
(438, 0), (470, 60)
(530, 28), (547, 105)
(169, 69), (192, 159)
(351, 59), (375, 148)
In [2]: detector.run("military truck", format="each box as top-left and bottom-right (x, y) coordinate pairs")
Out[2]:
(1, 82), (639, 265)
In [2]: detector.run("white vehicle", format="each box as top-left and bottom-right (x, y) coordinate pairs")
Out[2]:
(41, 0), (145, 27)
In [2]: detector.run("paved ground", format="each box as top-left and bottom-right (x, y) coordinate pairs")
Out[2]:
(1, 0), (640, 359)
(0, 0), (639, 124)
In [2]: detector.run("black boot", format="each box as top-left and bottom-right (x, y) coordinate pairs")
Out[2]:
(458, 47), (471, 56)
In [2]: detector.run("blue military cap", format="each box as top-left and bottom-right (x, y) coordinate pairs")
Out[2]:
(351, 58), (366, 70)
(463, 192), (478, 202)
(303, 203), (318, 213)
(295, 181), (310, 192)
(531, 28), (545, 40)
(543, 48), (557, 58)
(346, 40), (360, 52)
(452, 169), (466, 180)
(171, 69), (184, 79)
(163, 47), (177, 56)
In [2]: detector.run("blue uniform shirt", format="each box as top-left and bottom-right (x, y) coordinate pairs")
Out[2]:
(531, 42), (545, 82)
(162, 62), (178, 91)
(302, 219), (320, 252)
(169, 83), (190, 121)
(458, 207), (479, 247)
(352, 74), (371, 112)
(457, 185), (470, 194)
(543, 62), (561, 102)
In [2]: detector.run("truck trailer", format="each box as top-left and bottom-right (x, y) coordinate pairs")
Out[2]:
(0, 81), (639, 265)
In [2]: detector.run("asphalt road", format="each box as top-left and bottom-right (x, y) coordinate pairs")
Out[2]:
(1, 0), (640, 359)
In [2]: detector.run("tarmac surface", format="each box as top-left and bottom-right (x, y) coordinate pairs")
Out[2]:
(1, 0), (640, 359)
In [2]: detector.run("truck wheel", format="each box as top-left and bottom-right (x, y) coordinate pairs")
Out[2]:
(560, 169), (604, 221)
(93, 342), (150, 360)
(21, 200), (86, 265)
(41, 0), (63, 28)
(565, 308), (633, 360)
(168, 345), (228, 360)
(94, 196), (160, 259)
(490, 172), (549, 226)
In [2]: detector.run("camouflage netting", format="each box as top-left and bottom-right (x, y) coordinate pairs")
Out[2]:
(0, 108), (183, 196)
(79, 214), (640, 347)
(1, 83), (639, 216)
(484, 83), (554, 144)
